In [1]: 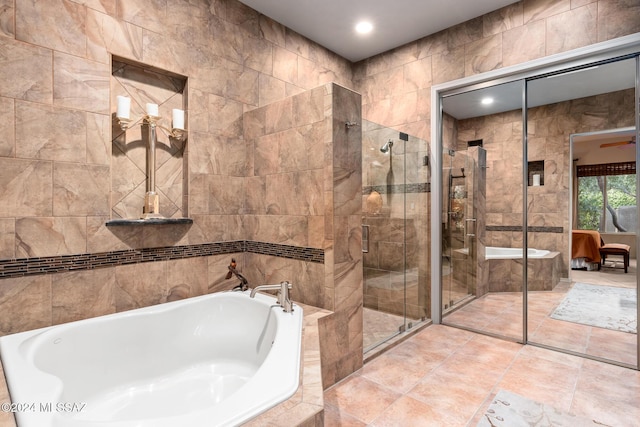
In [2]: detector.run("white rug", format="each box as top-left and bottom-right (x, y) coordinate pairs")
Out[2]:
(477, 390), (608, 427)
(550, 283), (637, 334)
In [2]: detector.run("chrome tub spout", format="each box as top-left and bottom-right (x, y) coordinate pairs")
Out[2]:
(250, 281), (294, 313)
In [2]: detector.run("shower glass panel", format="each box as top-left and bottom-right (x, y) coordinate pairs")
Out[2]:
(526, 56), (639, 368)
(440, 80), (524, 342)
(441, 149), (479, 311)
(362, 120), (430, 353)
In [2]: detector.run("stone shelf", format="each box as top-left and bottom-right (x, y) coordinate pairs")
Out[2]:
(105, 218), (193, 227)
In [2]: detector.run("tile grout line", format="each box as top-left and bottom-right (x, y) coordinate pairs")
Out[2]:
(568, 345), (588, 417)
(367, 327), (482, 426)
(464, 335), (526, 426)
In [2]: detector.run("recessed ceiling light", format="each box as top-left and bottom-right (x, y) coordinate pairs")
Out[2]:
(481, 97), (494, 105)
(355, 21), (373, 35)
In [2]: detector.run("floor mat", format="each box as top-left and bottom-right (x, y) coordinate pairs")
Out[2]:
(477, 390), (608, 427)
(550, 282), (636, 334)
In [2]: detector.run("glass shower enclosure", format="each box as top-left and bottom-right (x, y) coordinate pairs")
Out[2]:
(441, 146), (486, 313)
(361, 120), (430, 353)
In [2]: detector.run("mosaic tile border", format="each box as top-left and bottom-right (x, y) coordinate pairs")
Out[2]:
(487, 225), (564, 233)
(0, 241), (324, 279)
(246, 241), (324, 263)
(363, 182), (430, 195)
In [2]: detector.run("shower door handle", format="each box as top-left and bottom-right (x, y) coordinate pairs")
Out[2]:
(465, 218), (476, 237)
(362, 225), (370, 253)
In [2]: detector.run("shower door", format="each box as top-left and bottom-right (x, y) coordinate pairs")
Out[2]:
(362, 121), (407, 351)
(362, 120), (430, 353)
(441, 148), (484, 312)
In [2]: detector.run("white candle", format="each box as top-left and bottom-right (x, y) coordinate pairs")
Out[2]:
(146, 103), (159, 117)
(172, 109), (185, 130)
(116, 96), (130, 119)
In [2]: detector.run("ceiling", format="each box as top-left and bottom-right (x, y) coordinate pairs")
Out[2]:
(238, 0), (518, 62)
(573, 128), (636, 161)
(442, 57), (637, 119)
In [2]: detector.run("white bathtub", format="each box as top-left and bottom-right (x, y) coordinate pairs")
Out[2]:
(486, 246), (550, 259)
(458, 246), (550, 259)
(0, 290), (303, 427)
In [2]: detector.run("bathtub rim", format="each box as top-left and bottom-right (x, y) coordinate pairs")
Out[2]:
(486, 246), (551, 259)
(0, 290), (303, 427)
(456, 246), (552, 259)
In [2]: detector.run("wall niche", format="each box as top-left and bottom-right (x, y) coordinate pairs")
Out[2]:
(527, 160), (544, 187)
(110, 57), (189, 224)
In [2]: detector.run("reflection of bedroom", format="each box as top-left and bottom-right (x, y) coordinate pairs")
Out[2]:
(572, 128), (636, 272)
(446, 90), (637, 285)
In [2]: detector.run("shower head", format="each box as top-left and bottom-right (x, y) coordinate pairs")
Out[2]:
(380, 140), (394, 153)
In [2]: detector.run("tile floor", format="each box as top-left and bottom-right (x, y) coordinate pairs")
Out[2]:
(350, 260), (638, 425)
(445, 260), (637, 366)
(324, 324), (640, 426)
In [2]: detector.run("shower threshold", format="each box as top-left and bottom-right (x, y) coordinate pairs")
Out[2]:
(443, 293), (476, 315)
(363, 315), (431, 363)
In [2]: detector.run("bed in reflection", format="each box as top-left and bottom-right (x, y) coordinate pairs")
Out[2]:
(571, 229), (602, 270)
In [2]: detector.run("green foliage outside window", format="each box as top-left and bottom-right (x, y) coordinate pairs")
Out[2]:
(578, 176), (601, 230)
(578, 175), (636, 232)
(577, 174), (636, 232)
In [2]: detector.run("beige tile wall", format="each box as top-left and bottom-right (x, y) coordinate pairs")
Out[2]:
(243, 83), (364, 388)
(0, 0), (353, 259)
(0, 254), (233, 334)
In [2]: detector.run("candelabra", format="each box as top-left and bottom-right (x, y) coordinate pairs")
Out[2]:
(116, 96), (186, 219)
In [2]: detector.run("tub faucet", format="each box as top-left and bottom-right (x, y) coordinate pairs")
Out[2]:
(250, 281), (294, 313)
(225, 258), (249, 291)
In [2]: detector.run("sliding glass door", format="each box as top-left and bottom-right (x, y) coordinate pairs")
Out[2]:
(435, 46), (640, 369)
(526, 57), (638, 367)
(440, 80), (524, 343)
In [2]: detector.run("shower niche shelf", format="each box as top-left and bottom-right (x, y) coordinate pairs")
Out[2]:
(527, 160), (544, 186)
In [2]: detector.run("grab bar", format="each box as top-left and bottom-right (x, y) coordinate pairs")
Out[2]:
(362, 225), (369, 253)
